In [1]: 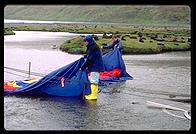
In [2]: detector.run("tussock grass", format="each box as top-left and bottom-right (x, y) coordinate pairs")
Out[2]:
(60, 33), (190, 54)
(4, 24), (190, 54)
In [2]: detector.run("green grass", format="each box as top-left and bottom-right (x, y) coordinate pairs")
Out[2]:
(4, 24), (191, 54)
(4, 27), (15, 35)
(60, 34), (190, 54)
(60, 36), (86, 54)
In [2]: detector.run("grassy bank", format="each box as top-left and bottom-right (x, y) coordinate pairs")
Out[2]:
(60, 35), (190, 54)
(4, 28), (15, 35)
(58, 24), (191, 54)
(4, 24), (191, 54)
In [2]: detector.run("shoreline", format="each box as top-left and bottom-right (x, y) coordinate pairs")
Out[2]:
(4, 24), (191, 55)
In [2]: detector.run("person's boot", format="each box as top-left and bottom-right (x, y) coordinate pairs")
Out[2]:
(85, 84), (98, 100)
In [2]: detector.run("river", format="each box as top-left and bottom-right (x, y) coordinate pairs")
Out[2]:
(4, 31), (191, 130)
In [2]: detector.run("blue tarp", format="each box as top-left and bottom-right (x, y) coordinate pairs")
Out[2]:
(4, 48), (133, 97)
(100, 48), (133, 84)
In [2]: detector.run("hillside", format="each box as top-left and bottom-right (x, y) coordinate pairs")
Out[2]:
(4, 5), (190, 25)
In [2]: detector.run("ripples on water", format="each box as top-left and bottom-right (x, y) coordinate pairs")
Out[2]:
(4, 31), (191, 130)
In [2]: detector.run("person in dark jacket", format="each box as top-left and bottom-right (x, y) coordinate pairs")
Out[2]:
(81, 35), (104, 100)
(102, 35), (123, 53)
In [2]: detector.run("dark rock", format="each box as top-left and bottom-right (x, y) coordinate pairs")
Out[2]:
(139, 37), (144, 43)
(66, 40), (71, 43)
(157, 43), (164, 46)
(92, 34), (99, 40)
(102, 32), (112, 39)
(137, 32), (143, 37)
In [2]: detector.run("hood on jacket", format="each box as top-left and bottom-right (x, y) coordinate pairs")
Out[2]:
(83, 35), (95, 45)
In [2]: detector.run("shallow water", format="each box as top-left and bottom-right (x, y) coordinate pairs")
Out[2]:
(4, 31), (191, 130)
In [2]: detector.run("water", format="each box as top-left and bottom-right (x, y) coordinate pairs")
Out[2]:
(4, 31), (191, 130)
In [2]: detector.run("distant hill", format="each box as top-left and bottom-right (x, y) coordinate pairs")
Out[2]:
(4, 5), (190, 26)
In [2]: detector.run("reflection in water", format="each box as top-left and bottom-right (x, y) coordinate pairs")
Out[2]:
(44, 97), (99, 130)
(79, 100), (98, 129)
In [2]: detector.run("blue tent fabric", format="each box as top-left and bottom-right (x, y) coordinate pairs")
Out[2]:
(99, 48), (133, 84)
(4, 58), (91, 96)
(4, 48), (133, 97)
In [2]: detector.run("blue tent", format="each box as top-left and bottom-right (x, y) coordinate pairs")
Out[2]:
(4, 48), (133, 97)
